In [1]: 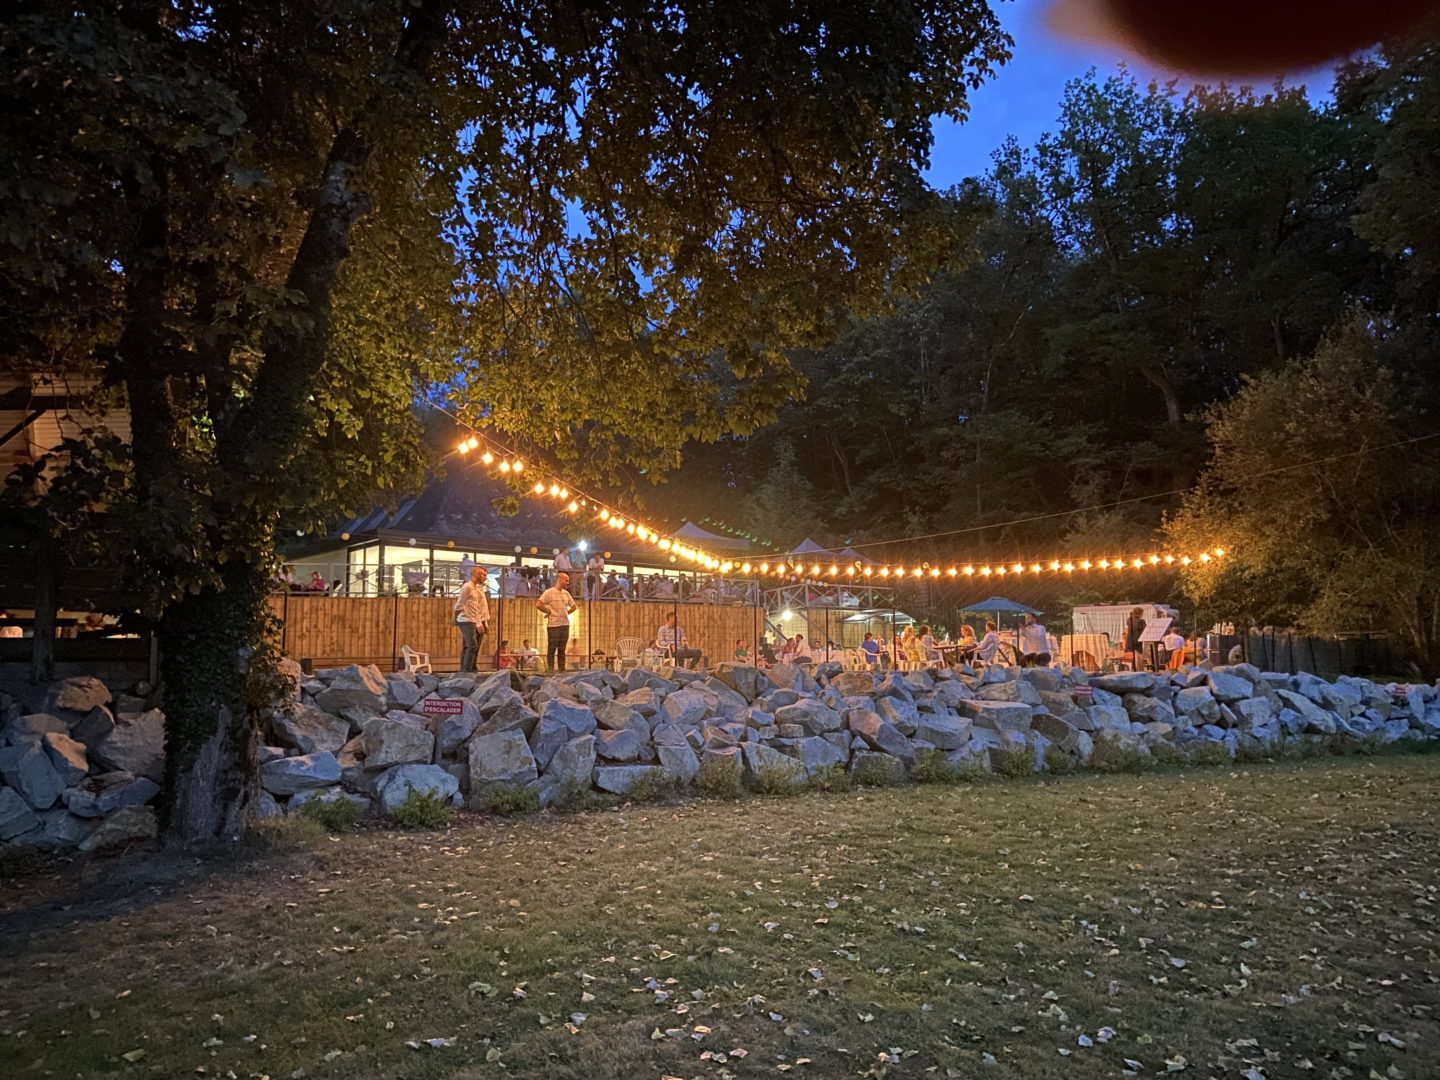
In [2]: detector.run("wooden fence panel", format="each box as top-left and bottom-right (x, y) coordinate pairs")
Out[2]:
(270, 594), (769, 671)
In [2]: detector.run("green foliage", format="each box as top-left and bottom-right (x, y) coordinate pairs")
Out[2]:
(1042, 744), (1077, 775)
(1165, 318), (1440, 675)
(1147, 741), (1187, 768)
(804, 765), (854, 793)
(696, 757), (745, 799)
(909, 749), (962, 784)
(1088, 738), (1148, 774)
(295, 796), (362, 832)
(547, 783), (616, 815)
(746, 766), (804, 797)
(1185, 741), (1232, 768)
(624, 771), (681, 804)
(851, 755), (907, 788)
(990, 745), (1035, 779)
(393, 787), (460, 827)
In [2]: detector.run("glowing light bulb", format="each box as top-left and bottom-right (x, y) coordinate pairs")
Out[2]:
(533, 481), (545, 494)
(1030, 563), (1041, 573)
(567, 500), (579, 513)
(946, 567), (957, 576)
(880, 567), (891, 577)
(1063, 562), (1074, 573)
(1099, 558), (1110, 569)
(1080, 560), (1092, 570)
(810, 563), (821, 576)
(963, 565), (974, 575)
(930, 568), (941, 577)
(1181, 555), (1192, 565)
(480, 451), (494, 465)
(599, 509), (610, 522)
(1164, 554), (1175, 564)
(863, 566), (873, 576)
(498, 460), (511, 473)
(1214, 547), (1226, 557)
(996, 565), (1007, 575)
(511, 459), (524, 473)
(1148, 554), (1160, 565)
(829, 564), (839, 577)
(1012, 563), (1023, 574)
(740, 563), (751, 574)
(759, 562), (770, 573)
(1049, 560), (1060, 571)
(1199, 552), (1211, 562)
(457, 440), (470, 454)
(981, 566), (992, 576)
(1132, 558), (1143, 569)
(548, 483), (560, 496)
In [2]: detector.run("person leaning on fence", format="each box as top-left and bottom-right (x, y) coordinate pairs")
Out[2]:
(1019, 613), (1051, 667)
(454, 566), (490, 672)
(536, 572), (577, 672)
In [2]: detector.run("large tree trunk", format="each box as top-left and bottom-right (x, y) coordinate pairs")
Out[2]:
(158, 556), (273, 845)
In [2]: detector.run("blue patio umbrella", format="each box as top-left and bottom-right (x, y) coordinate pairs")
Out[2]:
(958, 596), (1040, 618)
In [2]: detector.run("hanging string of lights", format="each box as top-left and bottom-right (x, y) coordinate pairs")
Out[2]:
(439, 404), (1227, 582)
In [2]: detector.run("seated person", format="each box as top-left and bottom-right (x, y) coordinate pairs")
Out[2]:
(498, 639), (514, 668)
(1018, 614), (1051, 667)
(956, 624), (977, 660)
(859, 632), (882, 667)
(515, 639), (539, 671)
(789, 633), (813, 662)
(657, 613), (703, 668)
(758, 634), (778, 665)
(975, 621), (1001, 664)
(733, 638), (751, 663)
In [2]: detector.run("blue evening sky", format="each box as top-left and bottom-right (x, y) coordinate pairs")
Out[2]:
(923, 0), (1336, 189)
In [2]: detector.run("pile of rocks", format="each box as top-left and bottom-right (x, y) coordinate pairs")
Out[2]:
(1, 677), (163, 854)
(256, 659), (1440, 817)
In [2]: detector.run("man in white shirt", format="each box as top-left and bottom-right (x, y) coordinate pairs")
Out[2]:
(789, 633), (812, 662)
(1163, 627), (1187, 670)
(454, 566), (490, 672)
(555, 547), (573, 575)
(1019, 613), (1051, 667)
(656, 613), (703, 669)
(536, 571), (577, 671)
(585, 552), (605, 599)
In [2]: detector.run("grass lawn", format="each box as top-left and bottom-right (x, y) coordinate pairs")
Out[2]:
(2, 756), (1438, 1079)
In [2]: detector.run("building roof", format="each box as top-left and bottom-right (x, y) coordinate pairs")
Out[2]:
(789, 537), (831, 556)
(1, 374), (130, 479)
(672, 521), (751, 552)
(955, 595), (1042, 615)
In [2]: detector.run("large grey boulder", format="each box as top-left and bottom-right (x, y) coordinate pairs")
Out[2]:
(0, 786), (40, 841)
(1232, 697), (1276, 728)
(912, 715), (973, 750)
(656, 742), (701, 785)
(876, 695), (921, 735)
(977, 680), (1042, 706)
(1274, 689), (1335, 732)
(828, 671), (876, 698)
(41, 731), (89, 786)
(1091, 671), (1157, 694)
(78, 806), (157, 852)
(767, 662), (805, 693)
(788, 735), (848, 772)
(712, 664), (765, 703)
(1020, 667), (1065, 692)
(25, 809), (93, 850)
(593, 764), (662, 795)
(741, 742), (808, 782)
(72, 706), (115, 746)
(5, 713), (67, 745)
(959, 699), (1033, 736)
(314, 664), (388, 713)
(1317, 681), (1364, 714)
(475, 697), (540, 740)
(273, 703), (351, 755)
(436, 701), (483, 756)
(617, 686), (661, 717)
(260, 752), (342, 796)
(374, 764), (460, 816)
(661, 687), (710, 726)
(1123, 694), (1177, 727)
(471, 686), (524, 719)
(542, 734), (597, 790)
(595, 726), (644, 762)
(1206, 672), (1253, 703)
(1084, 704), (1132, 734)
(467, 729), (538, 800)
(846, 710), (915, 761)
(1173, 686), (1221, 723)
(63, 774), (160, 818)
(0, 742), (65, 810)
(438, 673), (480, 697)
(594, 698), (648, 733)
(360, 717), (435, 770)
(776, 699), (844, 735)
(702, 676), (750, 716)
(468, 669), (521, 712)
(385, 674), (427, 710)
(848, 750), (908, 783)
(47, 676), (111, 715)
(89, 708), (165, 781)
(529, 699), (598, 771)
(1031, 713), (1085, 753)
(933, 680), (975, 709)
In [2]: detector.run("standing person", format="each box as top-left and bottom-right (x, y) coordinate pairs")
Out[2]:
(536, 571), (577, 672)
(1019, 613), (1051, 667)
(454, 566), (490, 672)
(555, 546), (573, 576)
(586, 550), (605, 599)
(1163, 625), (1187, 670)
(1124, 606), (1147, 668)
(657, 612), (703, 668)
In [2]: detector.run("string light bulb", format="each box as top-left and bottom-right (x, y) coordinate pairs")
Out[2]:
(533, 481), (546, 494)
(498, 460), (511, 473)
(480, 451), (494, 465)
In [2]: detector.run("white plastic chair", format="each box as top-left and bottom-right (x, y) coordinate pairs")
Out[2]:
(401, 644), (432, 674)
(614, 636), (644, 671)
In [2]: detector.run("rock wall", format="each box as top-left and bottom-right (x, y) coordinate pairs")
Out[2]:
(255, 659), (1440, 818)
(5, 659), (1437, 854)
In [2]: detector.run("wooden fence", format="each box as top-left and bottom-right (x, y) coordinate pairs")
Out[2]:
(268, 594), (775, 671)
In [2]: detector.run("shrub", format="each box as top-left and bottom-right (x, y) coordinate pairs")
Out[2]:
(626, 770), (681, 803)
(697, 757), (745, 799)
(247, 813), (328, 851)
(1088, 738), (1147, 774)
(393, 786), (461, 827)
(548, 782), (616, 814)
(1186, 740), (1231, 767)
(747, 765), (803, 796)
(805, 765), (855, 793)
(1147, 741), (1187, 768)
(990, 745), (1035, 779)
(476, 785), (539, 817)
(1042, 744), (1077, 775)
(910, 749), (961, 784)
(1233, 739), (1273, 764)
(851, 754), (907, 788)
(295, 796), (362, 832)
